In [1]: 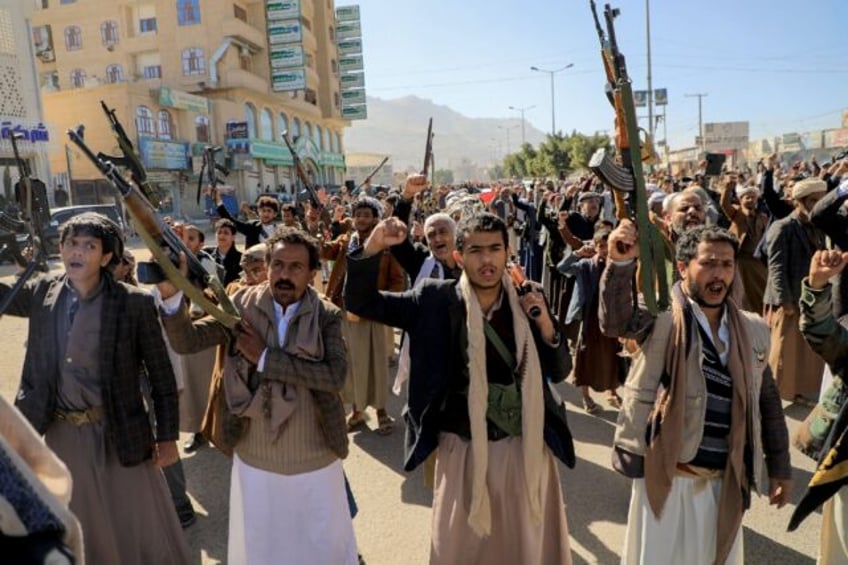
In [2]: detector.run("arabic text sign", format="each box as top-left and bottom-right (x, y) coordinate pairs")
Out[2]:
(267, 0), (300, 21)
(335, 5), (360, 22)
(268, 20), (302, 45)
(340, 72), (365, 89)
(272, 69), (307, 92)
(270, 45), (304, 69)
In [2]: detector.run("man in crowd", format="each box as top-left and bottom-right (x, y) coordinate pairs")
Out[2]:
(6, 212), (190, 564)
(204, 218), (243, 286)
(158, 227), (357, 564)
(345, 212), (574, 564)
(764, 177), (828, 404)
(600, 220), (791, 564)
(798, 248), (848, 564)
(323, 197), (405, 434)
(215, 191), (280, 247)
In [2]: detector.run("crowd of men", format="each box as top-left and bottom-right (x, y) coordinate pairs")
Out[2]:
(2, 152), (848, 564)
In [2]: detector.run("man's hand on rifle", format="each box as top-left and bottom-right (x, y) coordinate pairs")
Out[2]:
(363, 218), (407, 257)
(402, 174), (428, 200)
(155, 251), (188, 300)
(608, 219), (640, 262)
(209, 185), (222, 206)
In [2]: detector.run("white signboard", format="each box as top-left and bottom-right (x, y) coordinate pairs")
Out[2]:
(341, 89), (366, 105)
(270, 45), (304, 69)
(267, 0), (300, 21)
(268, 20), (302, 45)
(335, 20), (361, 40)
(335, 5), (360, 22)
(703, 121), (749, 152)
(342, 105), (367, 120)
(340, 72), (365, 89)
(337, 38), (363, 56)
(339, 54), (364, 72)
(272, 69), (307, 92)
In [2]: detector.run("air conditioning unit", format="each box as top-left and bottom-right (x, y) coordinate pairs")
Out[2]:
(36, 48), (55, 62)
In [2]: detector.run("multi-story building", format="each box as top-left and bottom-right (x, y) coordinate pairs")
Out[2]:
(0, 0), (52, 203)
(32, 0), (347, 216)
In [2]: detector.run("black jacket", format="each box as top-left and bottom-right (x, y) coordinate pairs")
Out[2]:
(204, 245), (243, 286)
(345, 251), (574, 471)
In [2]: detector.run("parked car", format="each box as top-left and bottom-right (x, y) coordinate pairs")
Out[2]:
(45, 204), (126, 256)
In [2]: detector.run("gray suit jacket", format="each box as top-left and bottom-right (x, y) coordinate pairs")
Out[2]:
(763, 212), (823, 307)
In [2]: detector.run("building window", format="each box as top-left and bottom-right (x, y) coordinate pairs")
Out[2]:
(195, 115), (209, 143)
(69, 68), (85, 88)
(324, 128), (331, 152)
(233, 4), (247, 22)
(181, 47), (206, 76)
(278, 113), (288, 138)
(329, 26), (334, 41)
(335, 133), (342, 154)
(291, 117), (300, 140)
(64, 25), (81, 50)
(331, 59), (337, 74)
(139, 17), (157, 34)
(105, 64), (123, 83)
(304, 122), (312, 145)
(178, 0), (200, 26)
(60, 0), (76, 4)
(136, 106), (155, 137)
(315, 125), (323, 150)
(100, 20), (118, 45)
(244, 103), (257, 138)
(158, 110), (173, 140)
(142, 65), (161, 79)
(260, 108), (273, 141)
(333, 92), (340, 110)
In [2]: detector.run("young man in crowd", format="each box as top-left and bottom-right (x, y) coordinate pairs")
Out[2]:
(345, 212), (574, 564)
(205, 218), (243, 286)
(6, 212), (190, 564)
(600, 220), (791, 564)
(215, 191), (280, 247)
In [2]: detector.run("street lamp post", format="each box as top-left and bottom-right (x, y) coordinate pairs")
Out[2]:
(498, 124), (519, 155)
(508, 104), (536, 146)
(530, 63), (573, 136)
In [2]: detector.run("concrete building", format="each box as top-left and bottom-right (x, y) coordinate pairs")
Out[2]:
(0, 1), (52, 203)
(31, 0), (347, 216)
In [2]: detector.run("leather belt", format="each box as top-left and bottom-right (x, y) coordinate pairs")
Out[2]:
(54, 406), (104, 426)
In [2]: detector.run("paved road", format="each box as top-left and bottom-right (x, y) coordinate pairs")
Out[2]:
(0, 243), (823, 564)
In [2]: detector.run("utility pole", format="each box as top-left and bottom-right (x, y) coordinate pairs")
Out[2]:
(685, 92), (708, 153)
(498, 124), (518, 155)
(645, 0), (654, 143)
(508, 104), (535, 146)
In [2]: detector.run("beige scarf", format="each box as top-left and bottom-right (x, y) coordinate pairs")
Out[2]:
(460, 271), (546, 537)
(645, 282), (751, 565)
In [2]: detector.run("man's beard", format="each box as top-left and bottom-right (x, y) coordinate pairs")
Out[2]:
(685, 279), (732, 309)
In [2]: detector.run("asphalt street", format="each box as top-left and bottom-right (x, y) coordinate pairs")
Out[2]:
(0, 242), (822, 564)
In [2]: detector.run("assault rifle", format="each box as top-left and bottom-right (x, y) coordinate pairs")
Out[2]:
(281, 131), (322, 210)
(196, 145), (229, 205)
(588, 2), (668, 313)
(67, 126), (240, 329)
(421, 118), (433, 178)
(352, 156), (389, 196)
(98, 101), (161, 207)
(0, 132), (51, 316)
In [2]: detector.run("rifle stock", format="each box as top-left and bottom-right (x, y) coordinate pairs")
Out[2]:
(67, 126), (240, 329)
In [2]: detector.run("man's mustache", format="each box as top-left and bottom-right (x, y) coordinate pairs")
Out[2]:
(275, 280), (295, 290)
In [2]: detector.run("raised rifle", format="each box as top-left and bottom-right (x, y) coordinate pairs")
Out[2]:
(196, 145), (229, 205)
(280, 131), (322, 210)
(352, 156), (389, 196)
(588, 1), (668, 313)
(421, 118), (433, 178)
(67, 126), (240, 329)
(0, 132), (51, 316)
(98, 101), (161, 207)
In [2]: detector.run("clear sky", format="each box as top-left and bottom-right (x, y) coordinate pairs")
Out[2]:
(336, 0), (847, 150)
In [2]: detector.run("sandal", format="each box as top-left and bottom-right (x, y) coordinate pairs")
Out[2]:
(583, 397), (600, 414)
(346, 411), (366, 433)
(607, 394), (622, 409)
(376, 413), (395, 436)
